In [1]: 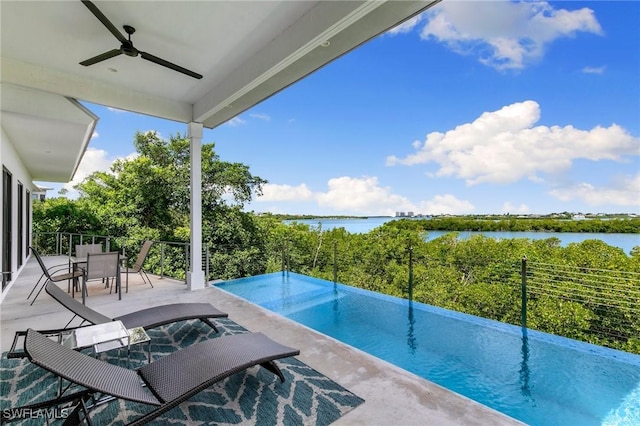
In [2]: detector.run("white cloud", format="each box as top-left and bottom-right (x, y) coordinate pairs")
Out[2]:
(549, 174), (640, 207)
(227, 116), (246, 127)
(250, 113), (271, 122)
(256, 177), (414, 216)
(388, 14), (423, 35)
(316, 176), (412, 215)
(387, 100), (639, 186)
(62, 148), (114, 194)
(91, 130), (99, 139)
(107, 107), (128, 113)
(502, 202), (530, 214)
(258, 183), (314, 201)
(62, 148), (138, 197)
(420, 1), (603, 70)
(582, 66), (606, 74)
(417, 194), (475, 215)
(256, 176), (478, 216)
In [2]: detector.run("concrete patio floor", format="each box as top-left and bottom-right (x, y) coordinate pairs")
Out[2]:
(1, 256), (524, 425)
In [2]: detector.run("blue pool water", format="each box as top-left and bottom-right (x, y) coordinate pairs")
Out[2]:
(216, 272), (640, 426)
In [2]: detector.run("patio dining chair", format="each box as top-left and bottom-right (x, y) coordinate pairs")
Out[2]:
(27, 246), (85, 306)
(74, 243), (106, 287)
(122, 240), (154, 292)
(75, 243), (103, 258)
(78, 252), (121, 304)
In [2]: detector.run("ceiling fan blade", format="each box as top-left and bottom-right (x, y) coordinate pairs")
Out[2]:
(140, 51), (203, 79)
(81, 0), (128, 44)
(80, 49), (122, 66)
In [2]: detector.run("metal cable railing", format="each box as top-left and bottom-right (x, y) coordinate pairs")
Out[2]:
(524, 261), (640, 304)
(277, 236), (639, 352)
(32, 232), (640, 352)
(32, 233), (190, 282)
(522, 258), (640, 349)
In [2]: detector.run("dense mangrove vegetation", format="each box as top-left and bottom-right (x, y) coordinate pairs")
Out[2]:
(389, 216), (640, 233)
(33, 133), (640, 354)
(254, 217), (640, 354)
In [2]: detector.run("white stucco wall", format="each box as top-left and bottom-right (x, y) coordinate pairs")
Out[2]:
(1, 125), (35, 300)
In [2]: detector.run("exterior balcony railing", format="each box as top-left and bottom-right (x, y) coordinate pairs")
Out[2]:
(31, 231), (640, 354)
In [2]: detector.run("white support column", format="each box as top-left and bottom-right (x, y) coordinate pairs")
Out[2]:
(187, 121), (205, 290)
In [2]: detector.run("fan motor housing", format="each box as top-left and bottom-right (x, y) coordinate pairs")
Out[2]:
(121, 43), (138, 57)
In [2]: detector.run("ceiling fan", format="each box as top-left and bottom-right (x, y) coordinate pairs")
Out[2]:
(79, 0), (202, 79)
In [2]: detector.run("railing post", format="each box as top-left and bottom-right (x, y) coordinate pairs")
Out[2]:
(281, 239), (286, 273)
(333, 240), (338, 284)
(205, 244), (210, 280)
(286, 240), (290, 273)
(160, 244), (165, 279)
(521, 256), (527, 329)
(408, 244), (414, 301)
(184, 244), (189, 283)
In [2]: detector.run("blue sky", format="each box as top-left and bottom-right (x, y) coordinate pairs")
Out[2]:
(46, 1), (639, 216)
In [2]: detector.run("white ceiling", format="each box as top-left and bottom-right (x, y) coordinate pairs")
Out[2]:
(1, 0), (439, 182)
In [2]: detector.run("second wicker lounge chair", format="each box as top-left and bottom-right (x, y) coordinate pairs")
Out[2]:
(45, 281), (228, 331)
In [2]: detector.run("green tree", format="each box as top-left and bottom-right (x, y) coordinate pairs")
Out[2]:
(32, 197), (103, 235)
(75, 131), (267, 264)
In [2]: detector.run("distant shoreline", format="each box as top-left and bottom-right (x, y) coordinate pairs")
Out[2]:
(267, 213), (637, 221)
(277, 215), (639, 236)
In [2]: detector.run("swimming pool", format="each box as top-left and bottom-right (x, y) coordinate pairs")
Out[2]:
(216, 272), (640, 425)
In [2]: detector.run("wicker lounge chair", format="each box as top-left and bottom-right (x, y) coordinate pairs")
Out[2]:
(14, 328), (299, 425)
(45, 281), (228, 332)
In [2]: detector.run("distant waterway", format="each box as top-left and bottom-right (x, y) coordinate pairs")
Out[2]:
(285, 217), (640, 254)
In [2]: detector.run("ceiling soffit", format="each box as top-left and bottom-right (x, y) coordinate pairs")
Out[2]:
(1, 84), (98, 182)
(1, 1), (440, 129)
